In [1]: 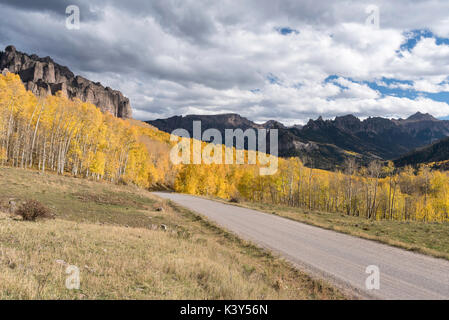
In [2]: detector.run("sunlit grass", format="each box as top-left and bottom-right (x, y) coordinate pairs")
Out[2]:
(0, 167), (344, 299)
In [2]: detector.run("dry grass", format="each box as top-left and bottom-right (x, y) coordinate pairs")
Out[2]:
(0, 167), (345, 300)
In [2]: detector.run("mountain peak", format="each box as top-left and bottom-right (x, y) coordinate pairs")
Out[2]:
(262, 120), (286, 129)
(406, 112), (437, 121)
(333, 114), (362, 131)
(334, 114), (360, 123)
(5, 45), (16, 53)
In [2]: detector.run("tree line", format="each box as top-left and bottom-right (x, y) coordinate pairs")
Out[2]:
(1, 72), (448, 222)
(0, 72), (173, 188)
(174, 152), (449, 222)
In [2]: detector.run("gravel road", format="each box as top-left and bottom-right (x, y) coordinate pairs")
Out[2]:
(153, 192), (449, 300)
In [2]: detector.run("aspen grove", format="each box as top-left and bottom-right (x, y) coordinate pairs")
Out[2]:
(1, 73), (448, 222)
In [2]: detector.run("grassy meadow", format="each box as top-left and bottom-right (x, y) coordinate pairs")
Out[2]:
(0, 167), (344, 299)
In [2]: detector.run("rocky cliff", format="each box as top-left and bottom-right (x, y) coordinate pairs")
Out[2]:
(0, 45), (132, 118)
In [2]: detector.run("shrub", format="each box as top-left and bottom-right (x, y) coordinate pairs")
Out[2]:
(15, 200), (54, 221)
(229, 192), (243, 203)
(229, 196), (241, 203)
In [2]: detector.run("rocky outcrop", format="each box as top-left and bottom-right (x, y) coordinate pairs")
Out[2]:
(298, 113), (449, 160)
(0, 45), (132, 118)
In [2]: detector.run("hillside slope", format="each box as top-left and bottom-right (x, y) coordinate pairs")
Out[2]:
(0, 167), (342, 299)
(394, 136), (449, 168)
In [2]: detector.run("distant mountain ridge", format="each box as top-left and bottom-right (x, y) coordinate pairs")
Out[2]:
(147, 112), (449, 169)
(0, 45), (132, 118)
(299, 113), (449, 159)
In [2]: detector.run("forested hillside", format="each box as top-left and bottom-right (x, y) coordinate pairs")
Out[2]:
(1, 72), (448, 222)
(395, 137), (449, 169)
(0, 72), (174, 189)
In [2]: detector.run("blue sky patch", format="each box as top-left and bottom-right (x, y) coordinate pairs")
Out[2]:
(400, 29), (449, 52)
(368, 78), (415, 99)
(324, 75), (449, 117)
(276, 27), (299, 35)
(267, 73), (281, 85)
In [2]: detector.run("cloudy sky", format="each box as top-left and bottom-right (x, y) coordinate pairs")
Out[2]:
(1, 0), (449, 125)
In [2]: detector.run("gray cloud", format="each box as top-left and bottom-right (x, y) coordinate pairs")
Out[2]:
(0, 0), (102, 21)
(1, 0), (449, 124)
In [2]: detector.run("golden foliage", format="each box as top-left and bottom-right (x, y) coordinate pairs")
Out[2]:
(0, 73), (171, 188)
(1, 73), (448, 222)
